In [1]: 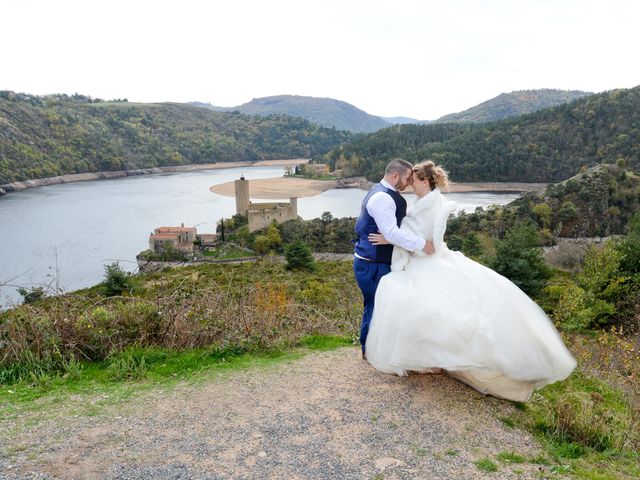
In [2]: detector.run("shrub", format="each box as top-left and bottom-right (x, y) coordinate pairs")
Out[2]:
(488, 221), (551, 297)
(101, 262), (136, 297)
(17, 286), (46, 304)
(617, 212), (640, 275)
(284, 239), (316, 271)
(461, 232), (483, 257)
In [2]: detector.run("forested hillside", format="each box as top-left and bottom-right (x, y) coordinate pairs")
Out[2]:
(436, 89), (591, 123)
(326, 86), (640, 182)
(0, 92), (354, 184)
(447, 163), (640, 242)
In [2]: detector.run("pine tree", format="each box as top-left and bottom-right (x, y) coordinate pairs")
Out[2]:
(284, 239), (316, 271)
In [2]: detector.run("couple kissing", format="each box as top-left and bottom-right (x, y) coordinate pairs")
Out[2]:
(353, 159), (575, 402)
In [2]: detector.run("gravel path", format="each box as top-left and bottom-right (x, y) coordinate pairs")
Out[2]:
(1, 348), (556, 479)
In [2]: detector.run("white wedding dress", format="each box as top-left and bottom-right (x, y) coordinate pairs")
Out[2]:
(365, 188), (576, 402)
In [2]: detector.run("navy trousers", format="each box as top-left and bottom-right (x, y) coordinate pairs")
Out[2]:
(353, 257), (391, 353)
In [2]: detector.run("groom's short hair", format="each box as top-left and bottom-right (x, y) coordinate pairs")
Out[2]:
(385, 158), (413, 176)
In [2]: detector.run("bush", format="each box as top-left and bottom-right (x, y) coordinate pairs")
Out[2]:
(461, 232), (483, 257)
(17, 286), (46, 304)
(253, 222), (283, 254)
(102, 262), (136, 297)
(617, 212), (640, 275)
(488, 222), (551, 297)
(284, 239), (316, 271)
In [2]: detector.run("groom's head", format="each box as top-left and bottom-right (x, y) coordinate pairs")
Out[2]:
(384, 158), (414, 191)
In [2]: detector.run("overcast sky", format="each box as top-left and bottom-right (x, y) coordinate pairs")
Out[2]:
(3, 0), (639, 120)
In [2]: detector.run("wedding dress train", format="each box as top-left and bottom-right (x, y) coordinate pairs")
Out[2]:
(365, 189), (576, 402)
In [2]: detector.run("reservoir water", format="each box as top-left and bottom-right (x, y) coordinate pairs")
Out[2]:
(0, 166), (519, 307)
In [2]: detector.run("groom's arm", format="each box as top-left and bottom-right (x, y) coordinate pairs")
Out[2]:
(367, 193), (433, 253)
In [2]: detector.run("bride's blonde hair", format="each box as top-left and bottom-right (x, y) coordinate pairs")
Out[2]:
(413, 160), (449, 191)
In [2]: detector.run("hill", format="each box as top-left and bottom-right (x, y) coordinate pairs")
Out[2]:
(447, 163), (640, 244)
(230, 95), (391, 133)
(436, 89), (591, 123)
(325, 86), (640, 182)
(0, 91), (354, 184)
(381, 116), (427, 125)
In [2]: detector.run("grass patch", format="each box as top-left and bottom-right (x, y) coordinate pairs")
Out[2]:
(202, 245), (255, 259)
(498, 416), (516, 428)
(0, 335), (354, 414)
(474, 458), (498, 472)
(414, 447), (427, 457)
(511, 368), (640, 479)
(496, 451), (525, 464)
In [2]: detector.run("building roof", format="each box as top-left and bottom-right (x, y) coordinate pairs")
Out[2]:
(155, 226), (197, 233)
(150, 234), (179, 240)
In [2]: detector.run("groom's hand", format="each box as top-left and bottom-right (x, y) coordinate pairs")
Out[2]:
(423, 240), (435, 255)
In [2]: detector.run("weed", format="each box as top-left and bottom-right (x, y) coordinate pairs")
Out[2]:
(414, 447), (427, 457)
(496, 451), (525, 464)
(474, 458), (498, 472)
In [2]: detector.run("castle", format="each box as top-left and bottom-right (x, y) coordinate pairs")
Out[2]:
(234, 176), (298, 232)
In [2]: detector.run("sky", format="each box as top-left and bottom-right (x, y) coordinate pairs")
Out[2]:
(2, 0), (639, 120)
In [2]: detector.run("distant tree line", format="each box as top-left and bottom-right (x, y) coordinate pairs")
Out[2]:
(0, 92), (354, 184)
(324, 86), (640, 183)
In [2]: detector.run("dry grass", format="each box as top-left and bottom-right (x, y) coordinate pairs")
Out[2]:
(0, 261), (361, 383)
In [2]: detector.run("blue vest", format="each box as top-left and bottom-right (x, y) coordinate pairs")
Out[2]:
(354, 183), (407, 264)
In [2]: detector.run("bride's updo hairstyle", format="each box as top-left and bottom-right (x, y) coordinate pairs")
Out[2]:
(413, 160), (449, 191)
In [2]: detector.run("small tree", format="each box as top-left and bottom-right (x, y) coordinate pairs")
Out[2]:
(488, 221), (551, 297)
(254, 222), (283, 254)
(17, 286), (46, 304)
(617, 212), (640, 275)
(461, 232), (483, 257)
(284, 239), (316, 271)
(102, 262), (135, 297)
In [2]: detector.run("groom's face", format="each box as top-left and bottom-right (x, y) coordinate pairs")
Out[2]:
(395, 169), (413, 191)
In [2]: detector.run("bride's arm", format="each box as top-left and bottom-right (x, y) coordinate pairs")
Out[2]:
(433, 201), (457, 252)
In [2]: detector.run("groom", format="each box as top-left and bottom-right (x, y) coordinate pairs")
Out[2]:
(354, 158), (435, 358)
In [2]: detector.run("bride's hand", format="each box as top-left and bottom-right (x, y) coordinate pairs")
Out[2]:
(368, 233), (390, 245)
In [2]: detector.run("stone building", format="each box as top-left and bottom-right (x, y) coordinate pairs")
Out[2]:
(234, 176), (298, 232)
(149, 224), (197, 253)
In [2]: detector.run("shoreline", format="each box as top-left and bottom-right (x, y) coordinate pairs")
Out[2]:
(210, 176), (547, 199)
(0, 159), (309, 195)
(0, 161), (548, 198)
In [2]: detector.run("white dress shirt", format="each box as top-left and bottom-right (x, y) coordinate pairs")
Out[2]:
(366, 179), (426, 252)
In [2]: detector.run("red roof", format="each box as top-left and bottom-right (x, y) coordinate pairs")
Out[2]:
(156, 226), (196, 233)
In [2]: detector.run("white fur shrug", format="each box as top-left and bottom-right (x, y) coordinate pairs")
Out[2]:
(391, 188), (457, 272)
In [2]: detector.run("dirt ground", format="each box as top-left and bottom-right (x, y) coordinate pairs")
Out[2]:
(0, 348), (556, 479)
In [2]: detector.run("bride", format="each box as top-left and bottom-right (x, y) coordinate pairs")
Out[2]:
(365, 160), (576, 402)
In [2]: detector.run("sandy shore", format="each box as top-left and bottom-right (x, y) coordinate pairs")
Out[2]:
(448, 182), (547, 193)
(210, 176), (547, 199)
(0, 159), (309, 194)
(210, 177), (339, 199)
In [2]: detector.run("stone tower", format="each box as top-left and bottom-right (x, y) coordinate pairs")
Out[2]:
(234, 175), (250, 216)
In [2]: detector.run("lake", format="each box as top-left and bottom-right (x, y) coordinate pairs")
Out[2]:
(0, 166), (519, 307)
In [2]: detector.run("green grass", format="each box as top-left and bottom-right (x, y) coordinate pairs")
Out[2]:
(496, 451), (525, 464)
(0, 334), (353, 414)
(202, 246), (256, 259)
(511, 370), (640, 479)
(475, 457), (499, 472)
